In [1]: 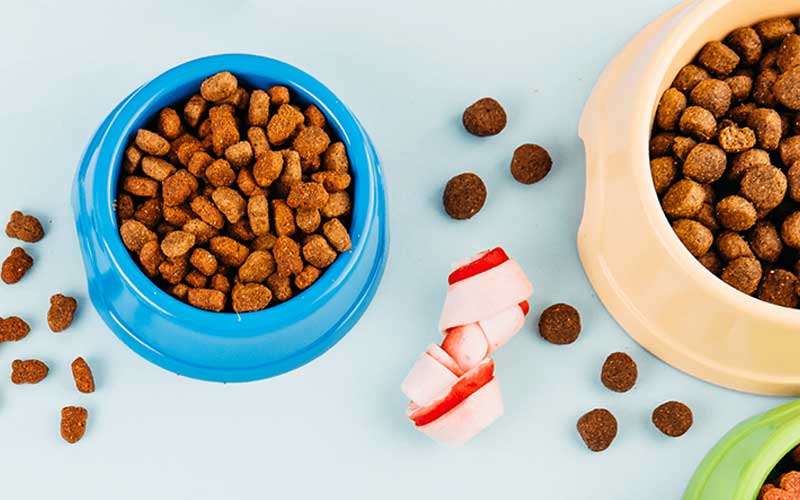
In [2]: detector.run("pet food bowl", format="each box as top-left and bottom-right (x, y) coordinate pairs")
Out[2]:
(686, 399), (800, 499)
(579, 0), (800, 395)
(71, 54), (389, 383)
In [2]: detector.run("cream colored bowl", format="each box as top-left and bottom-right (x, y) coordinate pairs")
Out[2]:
(579, 0), (800, 395)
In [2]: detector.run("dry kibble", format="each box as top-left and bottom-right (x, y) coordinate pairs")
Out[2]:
(673, 136), (698, 161)
(726, 27), (763, 65)
(752, 221), (783, 262)
(652, 401), (693, 437)
(761, 48), (780, 70)
(157, 107), (182, 140)
(600, 352), (637, 393)
(672, 64), (710, 93)
(211, 186), (246, 224)
(296, 208), (321, 233)
(248, 89), (270, 127)
(690, 79), (731, 118)
(577, 409), (617, 452)
(238, 250), (275, 283)
(247, 127), (270, 159)
(189, 248), (218, 276)
(0, 316), (30, 342)
(272, 199), (296, 237)
(462, 97), (507, 136)
(160, 230), (196, 258)
(71, 357), (95, 393)
(267, 272), (293, 302)
(694, 203), (720, 231)
(116, 194), (135, 220)
(323, 218), (352, 252)
(729, 102), (757, 124)
(722, 256), (762, 294)
(267, 85), (290, 105)
(725, 75), (753, 103)
(61, 406), (88, 444)
(781, 136), (800, 168)
(205, 159), (236, 187)
(287, 182), (329, 210)
(47, 294), (78, 332)
(209, 236), (250, 266)
(679, 106), (717, 141)
(273, 236), (303, 277)
(662, 179), (705, 218)
(225, 141), (254, 168)
(158, 256), (189, 285)
(162, 205), (193, 227)
(184, 270), (208, 288)
(729, 148), (771, 182)
(656, 88), (687, 130)
(122, 145), (142, 174)
(758, 269), (799, 308)
(323, 142), (349, 173)
(183, 94), (207, 129)
(231, 283), (272, 313)
(510, 144), (553, 184)
(310, 171), (351, 193)
(295, 265), (322, 290)
(748, 108), (783, 150)
(209, 105), (240, 156)
(11, 359), (48, 384)
(237, 168), (263, 198)
(789, 161), (800, 202)
(718, 124), (756, 153)
(200, 71), (238, 103)
(717, 231), (754, 261)
(774, 67), (800, 110)
(302, 235), (337, 268)
(183, 218), (217, 245)
(753, 69), (778, 107)
(699, 251), (723, 275)
(698, 41), (740, 76)
(251, 233), (277, 252)
(187, 288), (226, 312)
(119, 219), (156, 252)
(716, 195), (757, 231)
(293, 126), (330, 166)
(650, 133), (677, 157)
(538, 303), (581, 345)
(740, 165), (787, 213)
(267, 104), (304, 145)
(122, 176), (159, 198)
(190, 196), (225, 229)
(755, 18), (796, 46)
(684, 143), (727, 183)
(134, 199), (162, 228)
(1, 247), (33, 284)
(186, 151), (212, 178)
(6, 211), (44, 243)
(135, 129), (170, 156)
(673, 219), (714, 257)
(304, 104), (326, 128)
(210, 274), (231, 294)
(783, 212), (800, 249)
(247, 194), (270, 236)
(163, 170), (199, 207)
(253, 150), (284, 187)
(443, 173), (486, 220)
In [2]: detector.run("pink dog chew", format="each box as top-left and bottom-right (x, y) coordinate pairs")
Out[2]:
(441, 322), (489, 372)
(426, 343), (463, 376)
(479, 302), (528, 353)
(401, 350), (459, 406)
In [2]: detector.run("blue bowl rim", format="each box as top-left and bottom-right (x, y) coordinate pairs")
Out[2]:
(92, 53), (379, 336)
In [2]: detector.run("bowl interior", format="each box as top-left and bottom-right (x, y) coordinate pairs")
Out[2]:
(96, 54), (377, 332)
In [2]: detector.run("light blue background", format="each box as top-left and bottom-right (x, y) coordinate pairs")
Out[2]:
(0, 1), (791, 498)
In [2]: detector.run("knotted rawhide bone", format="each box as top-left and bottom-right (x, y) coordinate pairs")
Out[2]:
(401, 248), (533, 446)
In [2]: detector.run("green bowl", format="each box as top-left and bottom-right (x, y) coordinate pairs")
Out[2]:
(686, 400), (800, 499)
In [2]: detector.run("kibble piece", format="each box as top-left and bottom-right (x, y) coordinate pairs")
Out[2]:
(662, 179), (705, 218)
(1, 247), (33, 285)
(729, 102), (757, 124)
(729, 149), (771, 182)
(238, 250), (275, 283)
(716, 195), (757, 231)
(184, 270), (208, 288)
(718, 124), (756, 154)
(205, 159), (236, 187)
(158, 256), (189, 285)
(209, 236), (250, 266)
(253, 150), (284, 187)
(650, 133), (677, 157)
(293, 126), (331, 166)
(762, 48), (780, 70)
(673, 219), (713, 257)
(303, 234), (338, 268)
(741, 165), (788, 213)
(698, 41), (740, 76)
(122, 176), (159, 198)
(755, 18), (796, 46)
(726, 27), (763, 65)
(162, 205), (193, 227)
(250, 234), (277, 253)
(443, 173), (486, 220)
(577, 409), (618, 452)
(788, 161), (800, 202)
(211, 186), (246, 224)
(689, 79), (731, 118)
(722, 256), (762, 294)
(137, 240), (164, 276)
(225, 141), (254, 168)
(155, 222), (177, 237)
(133, 199), (162, 228)
(673, 136), (698, 161)
(758, 269), (799, 308)
(236, 168), (263, 198)
(320, 191), (352, 219)
(778, 34), (800, 72)
(11, 359), (49, 384)
(699, 251), (723, 275)
(462, 97), (507, 136)
(119, 220), (157, 253)
(748, 108), (783, 150)
(724, 74), (753, 103)
(47, 294), (78, 332)
(188, 248), (217, 277)
(190, 196), (225, 229)
(210, 274), (230, 294)
(183, 94), (207, 128)
(122, 145), (143, 174)
(157, 107), (182, 140)
(70, 357), (95, 393)
(774, 67), (800, 110)
(783, 211), (800, 249)
(116, 194), (135, 220)
(242, 194), (268, 236)
(600, 352), (637, 393)
(751, 221), (783, 263)
(186, 151), (212, 178)
(656, 88), (687, 130)
(717, 231), (754, 261)
(310, 171), (351, 193)
(287, 182), (329, 210)
(267, 272), (293, 302)
(323, 142), (349, 173)
(683, 143), (726, 183)
(135, 129), (170, 156)
(781, 136), (800, 168)
(200, 71), (238, 103)
(672, 64), (710, 93)
(510, 144), (553, 184)
(296, 208), (321, 234)
(322, 218), (352, 252)
(304, 104), (326, 128)
(61, 406), (88, 444)
(652, 401), (693, 437)
(694, 203), (719, 232)
(5, 211), (44, 243)
(679, 106), (717, 141)
(182, 218), (217, 245)
(247, 126), (270, 159)
(295, 265), (321, 290)
(273, 236), (304, 277)
(267, 85), (290, 105)
(160, 230), (196, 259)
(0, 316), (30, 342)
(248, 89), (270, 127)
(187, 288), (226, 312)
(209, 105), (240, 156)
(162, 170), (199, 207)
(538, 303), (581, 345)
(272, 199), (297, 237)
(231, 283), (272, 313)
(753, 69), (778, 107)
(267, 104), (304, 145)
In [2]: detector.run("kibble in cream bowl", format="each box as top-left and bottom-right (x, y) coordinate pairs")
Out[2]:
(72, 54), (388, 382)
(579, 0), (800, 395)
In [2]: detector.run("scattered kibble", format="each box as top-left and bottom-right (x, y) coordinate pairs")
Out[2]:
(600, 352), (638, 393)
(11, 359), (49, 384)
(47, 294), (78, 332)
(60, 406), (88, 444)
(443, 173), (487, 220)
(1, 247), (33, 284)
(577, 408), (618, 452)
(652, 401), (693, 437)
(71, 357), (95, 394)
(462, 97), (507, 137)
(538, 303), (581, 345)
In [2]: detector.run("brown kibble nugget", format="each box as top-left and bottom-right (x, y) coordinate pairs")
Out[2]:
(211, 186), (246, 224)
(267, 85), (290, 105)
(295, 265), (322, 290)
(267, 272), (293, 302)
(726, 27), (763, 65)
(122, 145), (142, 174)
(303, 234), (337, 268)
(187, 151), (213, 178)
(183, 218), (217, 245)
(323, 218), (352, 252)
(245, 194), (269, 236)
(699, 251), (723, 275)
(48, 294), (78, 332)
(247, 89), (270, 127)
(71, 357), (95, 393)
(304, 104), (326, 128)
(788, 161), (800, 202)
(225, 141), (254, 169)
(724, 74), (753, 103)
(205, 159), (236, 187)
(190, 196), (225, 230)
(729, 149), (770, 182)
(673, 219), (713, 257)
(238, 250), (275, 283)
(718, 124), (756, 154)
(272, 199), (296, 237)
(251, 234), (277, 252)
(267, 104), (304, 145)
(730, 102), (758, 124)
(321, 191), (352, 219)
(277, 150), (303, 195)
(679, 106), (717, 141)
(135, 129), (170, 156)
(443, 173), (486, 220)
(184, 270), (208, 288)
(722, 256), (762, 294)
(138, 240), (165, 276)
(538, 303), (581, 345)
(577, 409), (618, 452)
(160, 230), (196, 259)
(716, 195), (757, 231)
(752, 221), (783, 262)
(749, 108), (784, 150)
(662, 179), (705, 218)
(774, 67), (800, 110)
(310, 171), (351, 193)
(717, 231), (754, 261)
(162, 205), (193, 227)
(683, 143), (726, 183)
(11, 359), (48, 384)
(200, 71), (238, 103)
(689, 79), (731, 118)
(189, 248), (218, 277)
(163, 170), (199, 207)
(698, 41), (740, 76)
(656, 88), (687, 131)
(231, 283), (272, 313)
(209, 236), (250, 267)
(755, 18), (796, 46)
(6, 211), (44, 243)
(652, 401), (693, 437)
(134, 199), (162, 228)
(157, 107), (182, 140)
(187, 288), (226, 312)
(510, 144), (552, 184)
(159, 256), (189, 285)
(741, 165), (787, 213)
(296, 208), (321, 234)
(287, 182), (329, 210)
(783, 212), (800, 249)
(672, 64), (710, 93)
(0, 316), (30, 342)
(778, 34), (800, 72)
(273, 236), (303, 277)
(462, 97), (507, 137)
(293, 126), (331, 165)
(781, 136), (800, 168)
(601, 352), (637, 393)
(116, 194), (135, 220)
(323, 142), (350, 173)
(253, 150), (284, 187)
(122, 176), (159, 198)
(119, 219), (156, 252)
(61, 406), (88, 444)
(183, 94), (207, 129)
(2, 247), (33, 284)
(237, 168), (263, 198)
(247, 126), (270, 159)
(753, 69), (778, 107)
(210, 274), (230, 294)
(694, 203), (719, 232)
(758, 269), (799, 308)
(672, 136), (698, 161)
(651, 133), (677, 157)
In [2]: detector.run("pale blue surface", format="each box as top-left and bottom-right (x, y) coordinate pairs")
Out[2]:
(0, 1), (791, 498)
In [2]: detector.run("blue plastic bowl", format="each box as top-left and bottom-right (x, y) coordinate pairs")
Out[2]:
(71, 54), (389, 382)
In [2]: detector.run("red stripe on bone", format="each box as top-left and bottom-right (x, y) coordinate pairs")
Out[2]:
(448, 248), (509, 285)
